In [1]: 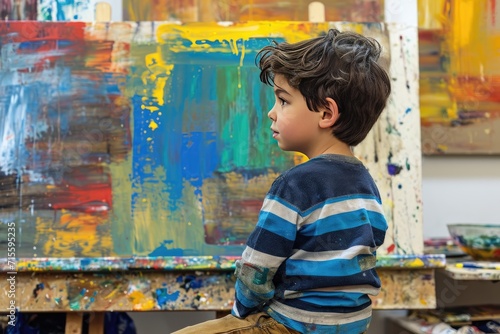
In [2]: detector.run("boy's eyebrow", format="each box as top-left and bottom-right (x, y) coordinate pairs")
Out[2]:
(274, 88), (292, 96)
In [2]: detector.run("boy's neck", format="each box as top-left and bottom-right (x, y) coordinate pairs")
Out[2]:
(307, 139), (354, 159)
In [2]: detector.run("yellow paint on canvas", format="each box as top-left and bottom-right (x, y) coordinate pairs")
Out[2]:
(35, 212), (113, 257)
(142, 48), (174, 108)
(418, 0), (447, 29)
(448, 0), (500, 76)
(148, 119), (158, 131)
(419, 0), (500, 124)
(449, 0), (474, 48)
(156, 21), (329, 55)
(154, 21), (327, 91)
(142, 105), (159, 112)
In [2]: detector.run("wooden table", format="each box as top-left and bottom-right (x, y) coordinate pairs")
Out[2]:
(1, 254), (446, 333)
(440, 259), (500, 281)
(385, 259), (500, 334)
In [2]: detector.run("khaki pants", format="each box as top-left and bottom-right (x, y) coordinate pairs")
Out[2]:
(171, 312), (300, 334)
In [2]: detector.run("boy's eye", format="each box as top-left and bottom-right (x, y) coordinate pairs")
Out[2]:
(278, 97), (287, 106)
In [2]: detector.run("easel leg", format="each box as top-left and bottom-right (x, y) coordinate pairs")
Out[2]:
(88, 312), (105, 334)
(65, 312), (83, 334)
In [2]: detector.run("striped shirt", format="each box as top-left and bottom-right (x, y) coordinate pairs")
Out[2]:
(232, 154), (388, 334)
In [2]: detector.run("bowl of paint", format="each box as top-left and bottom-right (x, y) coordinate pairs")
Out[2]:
(447, 224), (500, 261)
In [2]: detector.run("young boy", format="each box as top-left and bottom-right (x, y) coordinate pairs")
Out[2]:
(173, 28), (391, 334)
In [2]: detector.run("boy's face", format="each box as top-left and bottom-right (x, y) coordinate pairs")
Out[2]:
(267, 74), (323, 157)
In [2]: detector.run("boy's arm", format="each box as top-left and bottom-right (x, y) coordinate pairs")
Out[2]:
(231, 259), (276, 317)
(231, 178), (299, 318)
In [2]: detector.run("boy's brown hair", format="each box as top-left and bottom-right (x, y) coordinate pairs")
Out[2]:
(257, 28), (391, 146)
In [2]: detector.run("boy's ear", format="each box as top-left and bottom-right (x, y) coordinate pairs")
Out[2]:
(318, 97), (340, 129)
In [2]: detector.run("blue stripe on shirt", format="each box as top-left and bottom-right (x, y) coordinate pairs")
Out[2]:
(286, 254), (375, 277)
(290, 291), (371, 308)
(256, 211), (296, 241)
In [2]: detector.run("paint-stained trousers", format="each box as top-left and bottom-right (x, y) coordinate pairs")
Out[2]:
(171, 312), (368, 334)
(171, 313), (300, 334)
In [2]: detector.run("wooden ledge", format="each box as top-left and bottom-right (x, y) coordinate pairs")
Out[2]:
(0, 254), (446, 273)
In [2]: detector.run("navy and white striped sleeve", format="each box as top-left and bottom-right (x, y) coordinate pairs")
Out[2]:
(232, 176), (299, 318)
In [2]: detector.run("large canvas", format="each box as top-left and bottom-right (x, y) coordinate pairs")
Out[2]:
(1, 0), (383, 22)
(419, 0), (500, 154)
(123, 0), (384, 22)
(0, 21), (421, 265)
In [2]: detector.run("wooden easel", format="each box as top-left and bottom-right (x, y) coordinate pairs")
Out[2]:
(65, 313), (104, 334)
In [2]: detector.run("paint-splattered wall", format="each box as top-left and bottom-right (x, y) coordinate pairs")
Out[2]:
(0, 21), (421, 261)
(419, 0), (500, 154)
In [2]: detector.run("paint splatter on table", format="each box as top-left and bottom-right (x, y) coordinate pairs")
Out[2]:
(0, 254), (445, 311)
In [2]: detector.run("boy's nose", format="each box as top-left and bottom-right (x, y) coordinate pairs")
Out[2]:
(268, 105), (276, 121)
